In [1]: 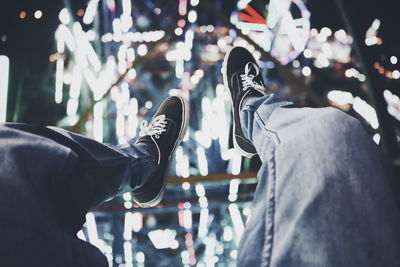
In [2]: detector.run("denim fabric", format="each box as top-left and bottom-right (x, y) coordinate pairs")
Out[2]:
(0, 124), (157, 266)
(237, 94), (400, 267)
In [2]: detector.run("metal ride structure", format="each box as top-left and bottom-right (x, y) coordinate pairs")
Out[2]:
(50, 0), (399, 266)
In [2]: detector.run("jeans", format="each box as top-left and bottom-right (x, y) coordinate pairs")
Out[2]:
(237, 94), (400, 266)
(0, 124), (157, 266)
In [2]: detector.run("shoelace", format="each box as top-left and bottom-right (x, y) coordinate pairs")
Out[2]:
(240, 62), (264, 91)
(139, 114), (167, 139)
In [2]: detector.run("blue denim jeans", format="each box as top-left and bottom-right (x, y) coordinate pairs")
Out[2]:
(0, 124), (157, 266)
(237, 94), (400, 266)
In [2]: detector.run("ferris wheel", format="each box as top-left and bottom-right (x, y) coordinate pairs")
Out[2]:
(233, 0), (311, 65)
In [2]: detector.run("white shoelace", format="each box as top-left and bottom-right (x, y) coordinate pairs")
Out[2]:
(139, 114), (167, 139)
(240, 62), (264, 91)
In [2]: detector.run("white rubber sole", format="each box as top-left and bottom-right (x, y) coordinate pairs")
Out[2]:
(136, 95), (190, 208)
(222, 47), (257, 158)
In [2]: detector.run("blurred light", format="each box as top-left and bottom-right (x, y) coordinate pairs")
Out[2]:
(86, 30), (96, 41)
(77, 9), (85, 17)
(124, 201), (133, 209)
(206, 25), (215, 32)
(353, 97), (379, 129)
(132, 212), (143, 232)
(63, 73), (72, 84)
(127, 48), (135, 62)
(334, 29), (346, 41)
(123, 192), (132, 201)
(137, 44), (148, 56)
(197, 147), (208, 176)
(19, 11), (27, 19)
(190, 0), (200, 6)
(243, 207), (251, 217)
(194, 69), (204, 78)
(199, 196), (208, 208)
(229, 179), (240, 195)
(190, 75), (199, 85)
(175, 27), (183, 36)
(365, 36), (378, 46)
(371, 18), (381, 30)
(320, 27), (332, 37)
(228, 204), (244, 244)
(127, 68), (136, 80)
(237, 0), (251, 9)
(316, 33), (327, 43)
(0, 55), (10, 123)
(59, 8), (70, 24)
(34, 10), (42, 19)
(55, 58), (64, 103)
(302, 66), (311, 76)
(177, 19), (186, 28)
(128, 98), (138, 138)
(122, 0), (132, 15)
(303, 49), (312, 58)
(393, 70), (400, 79)
(69, 66), (82, 99)
(154, 8), (161, 15)
(67, 98), (79, 116)
(198, 208), (209, 238)
(292, 60), (300, 68)
(124, 212), (133, 240)
(195, 184), (205, 197)
(124, 241), (133, 266)
(230, 250), (238, 259)
(183, 209), (192, 230)
(182, 182), (190, 190)
(83, 0), (99, 25)
(93, 102), (103, 142)
(145, 101), (153, 109)
(188, 10), (197, 23)
(327, 90), (354, 105)
(310, 28), (318, 36)
(231, 154), (242, 175)
(359, 74), (366, 82)
(383, 90), (400, 120)
(179, 0), (188, 16)
(57, 24), (75, 51)
(390, 56), (398, 65)
(136, 252), (145, 263)
(223, 226), (233, 241)
(148, 229), (177, 249)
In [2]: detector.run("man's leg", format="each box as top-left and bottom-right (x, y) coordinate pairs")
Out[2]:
(237, 94), (400, 266)
(3, 95), (189, 234)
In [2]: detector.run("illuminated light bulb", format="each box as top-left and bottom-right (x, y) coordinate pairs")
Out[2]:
(175, 27), (183, 36)
(59, 8), (70, 24)
(137, 44), (147, 56)
(19, 11), (27, 19)
(320, 27), (332, 37)
(188, 10), (197, 23)
(190, 0), (200, 6)
(390, 56), (398, 65)
(34, 10), (43, 19)
(77, 9), (85, 17)
(302, 66), (311, 76)
(393, 70), (400, 79)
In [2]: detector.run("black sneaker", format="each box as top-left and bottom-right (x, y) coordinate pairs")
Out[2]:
(132, 95), (189, 207)
(222, 46), (267, 158)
